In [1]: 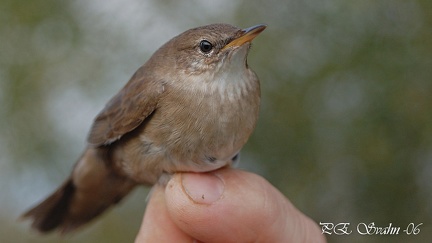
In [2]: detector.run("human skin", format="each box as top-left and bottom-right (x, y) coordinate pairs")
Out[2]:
(135, 168), (326, 243)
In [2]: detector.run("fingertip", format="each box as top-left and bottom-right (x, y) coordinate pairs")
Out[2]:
(181, 172), (225, 204)
(165, 168), (325, 243)
(135, 185), (191, 243)
(164, 169), (278, 242)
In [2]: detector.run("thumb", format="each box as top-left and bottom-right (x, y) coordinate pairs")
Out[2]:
(165, 168), (325, 243)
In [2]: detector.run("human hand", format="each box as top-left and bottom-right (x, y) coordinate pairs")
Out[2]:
(135, 168), (326, 242)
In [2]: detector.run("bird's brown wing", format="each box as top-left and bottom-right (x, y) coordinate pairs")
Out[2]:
(87, 65), (165, 146)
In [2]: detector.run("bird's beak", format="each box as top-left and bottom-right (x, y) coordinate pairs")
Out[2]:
(222, 24), (267, 51)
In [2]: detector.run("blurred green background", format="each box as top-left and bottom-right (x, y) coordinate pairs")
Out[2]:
(1, 0), (432, 242)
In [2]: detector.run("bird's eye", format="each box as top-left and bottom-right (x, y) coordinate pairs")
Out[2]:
(199, 40), (213, 53)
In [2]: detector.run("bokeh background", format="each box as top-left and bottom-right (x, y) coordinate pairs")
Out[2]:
(1, 0), (432, 242)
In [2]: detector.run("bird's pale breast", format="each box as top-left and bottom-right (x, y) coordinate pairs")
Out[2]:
(115, 68), (260, 184)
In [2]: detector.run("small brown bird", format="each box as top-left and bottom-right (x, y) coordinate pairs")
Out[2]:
(22, 23), (266, 233)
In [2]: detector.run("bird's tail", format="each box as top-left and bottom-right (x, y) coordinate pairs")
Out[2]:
(21, 148), (136, 233)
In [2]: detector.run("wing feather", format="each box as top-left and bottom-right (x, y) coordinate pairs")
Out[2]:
(87, 66), (164, 146)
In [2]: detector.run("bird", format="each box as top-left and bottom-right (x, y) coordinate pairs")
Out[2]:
(22, 23), (266, 233)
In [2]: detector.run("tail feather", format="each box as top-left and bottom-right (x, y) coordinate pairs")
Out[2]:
(22, 179), (76, 232)
(22, 176), (136, 233)
(21, 148), (137, 233)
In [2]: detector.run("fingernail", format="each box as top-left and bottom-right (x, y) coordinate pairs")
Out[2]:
(181, 172), (224, 204)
